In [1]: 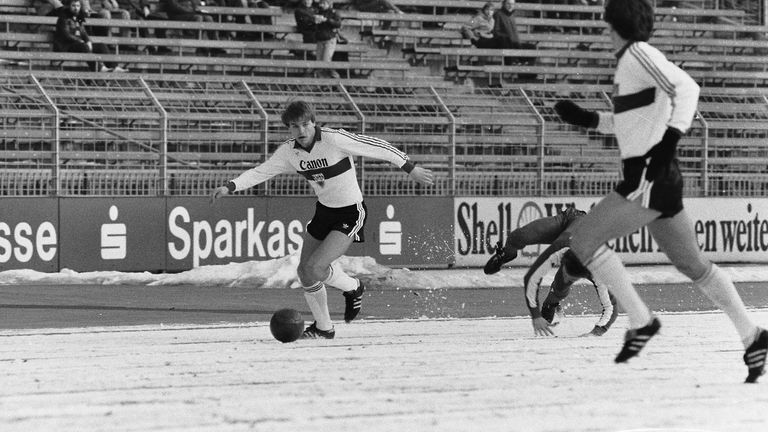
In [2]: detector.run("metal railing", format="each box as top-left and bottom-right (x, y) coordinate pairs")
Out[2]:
(2, 72), (767, 197)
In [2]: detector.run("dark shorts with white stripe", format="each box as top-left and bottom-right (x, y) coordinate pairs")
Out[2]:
(615, 153), (684, 219)
(307, 201), (368, 242)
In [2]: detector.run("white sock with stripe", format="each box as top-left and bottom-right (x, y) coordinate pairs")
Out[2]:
(303, 282), (333, 331)
(323, 261), (359, 292)
(586, 245), (653, 329)
(694, 264), (757, 347)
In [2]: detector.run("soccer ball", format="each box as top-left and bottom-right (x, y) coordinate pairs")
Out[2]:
(269, 308), (304, 343)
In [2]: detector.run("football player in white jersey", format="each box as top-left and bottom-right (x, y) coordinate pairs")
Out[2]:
(211, 101), (434, 339)
(553, 0), (766, 382)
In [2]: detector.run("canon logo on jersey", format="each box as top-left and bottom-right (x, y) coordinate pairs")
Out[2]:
(299, 158), (329, 170)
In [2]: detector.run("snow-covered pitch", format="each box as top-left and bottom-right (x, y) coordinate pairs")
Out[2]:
(2, 311), (767, 432)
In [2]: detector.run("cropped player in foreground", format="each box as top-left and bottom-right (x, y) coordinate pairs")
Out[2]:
(211, 100), (434, 339)
(484, 207), (618, 337)
(553, 0), (767, 382)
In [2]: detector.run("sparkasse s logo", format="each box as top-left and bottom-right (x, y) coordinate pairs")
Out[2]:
(379, 204), (402, 255)
(101, 205), (127, 260)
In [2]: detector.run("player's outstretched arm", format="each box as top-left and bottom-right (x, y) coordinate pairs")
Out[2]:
(408, 166), (434, 186)
(554, 100), (599, 129)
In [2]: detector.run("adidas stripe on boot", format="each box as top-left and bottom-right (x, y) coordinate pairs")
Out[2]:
(300, 322), (335, 339)
(343, 281), (365, 323)
(615, 317), (661, 363)
(744, 328), (768, 383)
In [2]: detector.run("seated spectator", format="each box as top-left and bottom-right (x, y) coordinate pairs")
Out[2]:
(80, 0), (111, 37)
(224, 0), (273, 41)
(53, 0), (127, 72)
(35, 0), (111, 39)
(159, 0), (226, 56)
(33, 0), (64, 16)
(314, 0), (341, 77)
(117, 0), (172, 52)
(351, 0), (402, 31)
(351, 0), (402, 14)
(461, 2), (497, 48)
(100, 0), (131, 38)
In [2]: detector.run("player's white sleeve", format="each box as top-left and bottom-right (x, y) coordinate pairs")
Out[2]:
(230, 143), (295, 191)
(631, 43), (700, 133)
(325, 128), (411, 170)
(524, 247), (567, 317)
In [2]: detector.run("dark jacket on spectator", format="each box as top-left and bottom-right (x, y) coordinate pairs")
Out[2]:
(314, 5), (341, 43)
(53, 6), (89, 51)
(492, 7), (520, 48)
(161, 0), (200, 17)
(294, 3), (316, 43)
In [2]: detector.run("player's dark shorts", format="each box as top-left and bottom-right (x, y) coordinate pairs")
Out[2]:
(615, 144), (684, 219)
(561, 249), (591, 279)
(307, 201), (367, 242)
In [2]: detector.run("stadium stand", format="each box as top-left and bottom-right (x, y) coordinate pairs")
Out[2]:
(2, 0), (767, 198)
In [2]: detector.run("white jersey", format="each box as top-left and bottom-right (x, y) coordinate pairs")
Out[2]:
(595, 41), (700, 159)
(230, 127), (411, 208)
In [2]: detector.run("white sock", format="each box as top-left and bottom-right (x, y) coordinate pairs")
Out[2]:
(586, 246), (652, 329)
(694, 264), (757, 347)
(323, 261), (359, 292)
(303, 282), (333, 331)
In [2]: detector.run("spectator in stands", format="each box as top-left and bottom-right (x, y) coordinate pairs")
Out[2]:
(117, 0), (172, 53)
(295, 0), (316, 44)
(34, 0), (109, 36)
(314, 0), (342, 77)
(225, 0), (270, 25)
(101, 0), (131, 39)
(53, 0), (127, 72)
(294, 0), (317, 60)
(80, 0), (111, 36)
(461, 2), (498, 48)
(160, 0), (227, 56)
(351, 0), (402, 14)
(492, 0), (520, 49)
(351, 0), (403, 32)
(493, 0), (535, 66)
(224, 0), (273, 41)
(33, 0), (64, 16)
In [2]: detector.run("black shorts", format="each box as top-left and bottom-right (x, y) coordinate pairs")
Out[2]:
(307, 201), (367, 242)
(615, 152), (684, 219)
(561, 249), (591, 280)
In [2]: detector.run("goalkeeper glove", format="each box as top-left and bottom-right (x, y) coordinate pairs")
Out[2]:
(554, 100), (599, 129)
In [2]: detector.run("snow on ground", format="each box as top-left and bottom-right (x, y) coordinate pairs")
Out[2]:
(2, 258), (767, 431)
(2, 311), (767, 432)
(3, 254), (768, 289)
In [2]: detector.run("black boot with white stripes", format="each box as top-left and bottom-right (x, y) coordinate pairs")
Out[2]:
(615, 316), (661, 363)
(744, 328), (768, 383)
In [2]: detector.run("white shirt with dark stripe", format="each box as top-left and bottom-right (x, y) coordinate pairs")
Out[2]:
(595, 41), (700, 159)
(230, 127), (410, 208)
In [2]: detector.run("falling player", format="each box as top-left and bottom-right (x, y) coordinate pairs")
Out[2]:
(484, 207), (618, 336)
(553, 0), (767, 382)
(211, 100), (434, 339)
